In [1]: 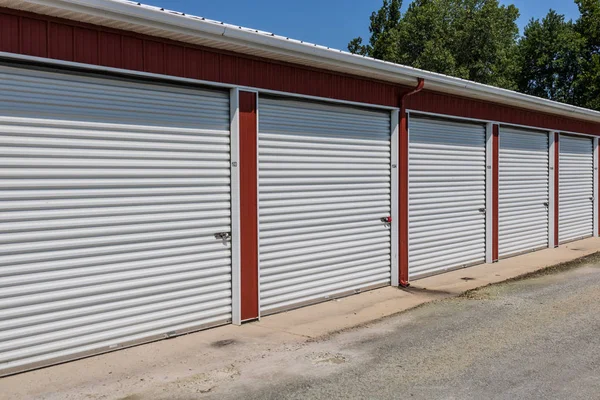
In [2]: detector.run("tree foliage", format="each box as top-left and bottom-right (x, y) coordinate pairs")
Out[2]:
(349, 0), (600, 110)
(349, 0), (520, 89)
(575, 0), (600, 110)
(516, 10), (585, 104)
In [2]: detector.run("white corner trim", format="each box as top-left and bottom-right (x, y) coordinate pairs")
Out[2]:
(548, 132), (556, 248)
(485, 122), (494, 263)
(390, 109), (400, 286)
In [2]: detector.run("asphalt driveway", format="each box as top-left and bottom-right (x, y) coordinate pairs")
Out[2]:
(205, 260), (600, 400)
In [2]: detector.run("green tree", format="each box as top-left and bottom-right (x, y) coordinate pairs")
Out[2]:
(516, 10), (585, 105)
(451, 0), (520, 88)
(350, 0), (600, 110)
(393, 0), (459, 75)
(348, 0), (403, 61)
(349, 0), (520, 90)
(576, 0), (600, 50)
(574, 0), (600, 110)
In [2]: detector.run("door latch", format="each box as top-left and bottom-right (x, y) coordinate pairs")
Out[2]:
(543, 202), (549, 207)
(478, 208), (486, 213)
(214, 232), (231, 240)
(380, 216), (392, 228)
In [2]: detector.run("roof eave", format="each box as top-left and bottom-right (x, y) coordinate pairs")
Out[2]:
(2, 0), (600, 125)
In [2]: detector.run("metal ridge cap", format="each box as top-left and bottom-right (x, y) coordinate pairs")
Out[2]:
(12, 0), (229, 35)
(11, 0), (600, 124)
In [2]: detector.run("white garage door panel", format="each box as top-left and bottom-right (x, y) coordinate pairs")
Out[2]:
(409, 117), (486, 278)
(499, 128), (549, 257)
(259, 97), (392, 314)
(559, 135), (594, 243)
(0, 65), (232, 375)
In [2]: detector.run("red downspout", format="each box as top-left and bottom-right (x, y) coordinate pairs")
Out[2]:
(399, 78), (425, 287)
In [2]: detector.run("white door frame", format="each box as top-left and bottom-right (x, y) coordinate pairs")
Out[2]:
(391, 109), (400, 286)
(485, 122), (494, 263)
(549, 132), (556, 248)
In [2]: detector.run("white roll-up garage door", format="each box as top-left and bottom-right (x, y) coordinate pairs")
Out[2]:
(559, 134), (594, 243)
(498, 128), (549, 257)
(258, 97), (392, 314)
(408, 117), (487, 278)
(0, 65), (232, 375)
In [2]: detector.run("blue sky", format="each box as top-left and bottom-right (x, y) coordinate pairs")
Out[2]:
(140, 0), (581, 51)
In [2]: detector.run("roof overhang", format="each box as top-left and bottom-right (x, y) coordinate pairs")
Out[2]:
(2, 0), (600, 125)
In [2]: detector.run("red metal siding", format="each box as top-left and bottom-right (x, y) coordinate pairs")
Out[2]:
(98, 31), (122, 68)
(0, 8), (402, 108)
(239, 91), (259, 321)
(184, 47), (204, 80)
(203, 51), (220, 82)
(74, 27), (98, 65)
(406, 90), (600, 136)
(48, 22), (73, 61)
(492, 124), (499, 261)
(143, 40), (165, 74)
(121, 36), (143, 72)
(219, 53), (238, 84)
(165, 44), (185, 77)
(0, 13), (19, 53)
(20, 17), (46, 57)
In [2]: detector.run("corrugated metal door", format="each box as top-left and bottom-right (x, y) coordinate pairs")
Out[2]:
(559, 134), (594, 243)
(408, 117), (487, 278)
(0, 65), (232, 375)
(498, 128), (549, 257)
(258, 97), (392, 314)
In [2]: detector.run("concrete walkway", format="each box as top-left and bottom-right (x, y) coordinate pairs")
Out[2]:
(2, 237), (600, 399)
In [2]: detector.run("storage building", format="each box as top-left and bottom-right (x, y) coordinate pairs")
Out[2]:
(0, 0), (599, 376)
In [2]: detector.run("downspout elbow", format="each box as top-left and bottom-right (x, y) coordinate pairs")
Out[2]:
(401, 78), (425, 105)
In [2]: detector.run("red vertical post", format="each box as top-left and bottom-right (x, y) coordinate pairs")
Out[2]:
(398, 79), (424, 287)
(555, 133), (560, 246)
(492, 125), (499, 262)
(399, 107), (410, 286)
(239, 91), (259, 321)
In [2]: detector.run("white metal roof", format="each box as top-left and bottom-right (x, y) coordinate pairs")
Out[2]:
(2, 0), (600, 125)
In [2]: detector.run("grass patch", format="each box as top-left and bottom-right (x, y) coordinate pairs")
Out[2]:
(461, 290), (493, 300)
(499, 251), (600, 282)
(314, 251), (600, 341)
(460, 251), (600, 300)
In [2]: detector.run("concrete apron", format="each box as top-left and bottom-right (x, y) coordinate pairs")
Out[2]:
(257, 236), (600, 338)
(2, 237), (600, 399)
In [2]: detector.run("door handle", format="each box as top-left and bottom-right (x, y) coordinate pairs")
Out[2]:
(543, 202), (549, 207)
(478, 208), (486, 213)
